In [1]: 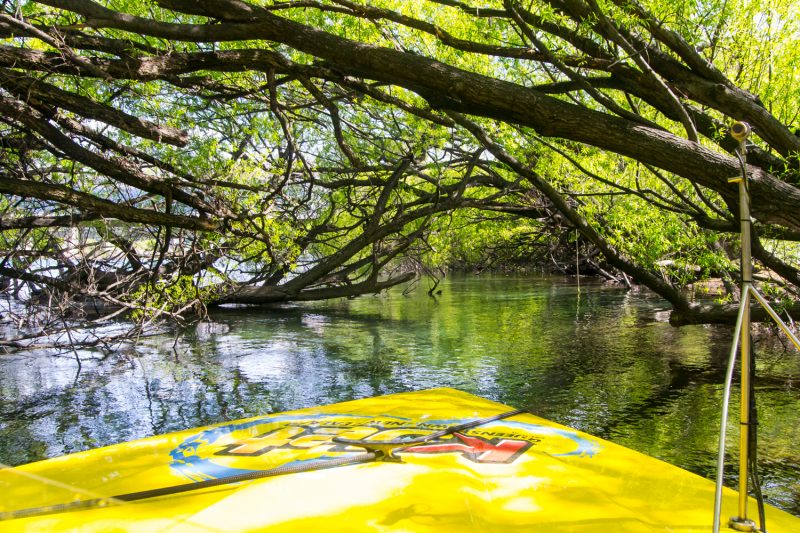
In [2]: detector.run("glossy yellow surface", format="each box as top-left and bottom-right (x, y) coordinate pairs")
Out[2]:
(2, 388), (799, 532)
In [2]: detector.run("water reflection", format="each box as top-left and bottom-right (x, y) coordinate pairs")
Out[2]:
(1, 275), (799, 515)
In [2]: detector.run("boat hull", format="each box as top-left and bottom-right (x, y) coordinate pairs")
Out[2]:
(2, 388), (798, 531)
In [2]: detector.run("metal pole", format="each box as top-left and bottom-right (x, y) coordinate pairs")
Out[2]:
(714, 122), (800, 531)
(729, 121), (756, 532)
(713, 284), (749, 533)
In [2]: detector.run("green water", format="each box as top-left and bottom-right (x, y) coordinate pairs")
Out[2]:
(1, 275), (799, 515)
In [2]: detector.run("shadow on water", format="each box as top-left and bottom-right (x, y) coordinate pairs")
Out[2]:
(1, 274), (799, 515)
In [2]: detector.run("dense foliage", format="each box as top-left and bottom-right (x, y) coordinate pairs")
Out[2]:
(1, 0), (799, 349)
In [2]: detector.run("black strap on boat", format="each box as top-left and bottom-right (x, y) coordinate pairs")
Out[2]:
(0, 452), (377, 521)
(0, 408), (525, 521)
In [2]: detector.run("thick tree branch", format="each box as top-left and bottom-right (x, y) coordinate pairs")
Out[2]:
(0, 94), (217, 215)
(216, 271), (415, 304)
(0, 175), (220, 231)
(0, 69), (188, 146)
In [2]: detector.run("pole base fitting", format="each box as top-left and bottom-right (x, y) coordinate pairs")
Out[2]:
(728, 517), (757, 531)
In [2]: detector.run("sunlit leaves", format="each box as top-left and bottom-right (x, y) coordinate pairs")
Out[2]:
(3, 0), (799, 333)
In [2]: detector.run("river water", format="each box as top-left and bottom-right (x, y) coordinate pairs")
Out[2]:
(1, 275), (799, 516)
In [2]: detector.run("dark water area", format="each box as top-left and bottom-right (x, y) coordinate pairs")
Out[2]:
(1, 275), (799, 516)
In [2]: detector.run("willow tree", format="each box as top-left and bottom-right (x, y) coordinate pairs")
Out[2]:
(1, 0), (799, 348)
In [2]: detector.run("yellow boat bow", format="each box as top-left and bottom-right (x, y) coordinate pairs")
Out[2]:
(2, 388), (798, 532)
